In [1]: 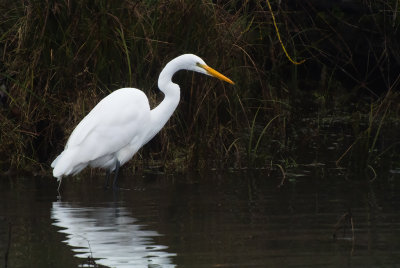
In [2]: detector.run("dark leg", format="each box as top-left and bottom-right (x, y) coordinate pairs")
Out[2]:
(112, 160), (121, 190)
(104, 170), (111, 189)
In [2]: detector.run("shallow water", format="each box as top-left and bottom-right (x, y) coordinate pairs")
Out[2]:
(1, 168), (400, 267)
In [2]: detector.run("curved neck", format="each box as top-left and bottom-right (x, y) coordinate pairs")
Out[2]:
(150, 83), (180, 132)
(148, 58), (182, 138)
(157, 55), (188, 91)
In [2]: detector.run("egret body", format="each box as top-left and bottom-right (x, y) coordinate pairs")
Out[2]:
(51, 54), (234, 190)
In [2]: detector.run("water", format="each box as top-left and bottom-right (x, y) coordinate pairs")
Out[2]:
(1, 168), (400, 267)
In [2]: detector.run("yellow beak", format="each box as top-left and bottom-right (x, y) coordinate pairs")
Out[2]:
(198, 63), (235, 85)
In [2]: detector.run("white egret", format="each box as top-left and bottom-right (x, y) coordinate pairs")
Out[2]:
(51, 54), (234, 190)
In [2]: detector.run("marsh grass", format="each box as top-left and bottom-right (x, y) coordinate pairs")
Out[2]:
(336, 91), (400, 175)
(0, 0), (399, 175)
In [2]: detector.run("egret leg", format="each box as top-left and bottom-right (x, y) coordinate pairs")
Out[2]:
(57, 177), (63, 192)
(112, 160), (121, 190)
(104, 170), (111, 189)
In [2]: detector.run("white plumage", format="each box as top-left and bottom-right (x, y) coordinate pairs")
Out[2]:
(51, 54), (234, 189)
(52, 88), (150, 177)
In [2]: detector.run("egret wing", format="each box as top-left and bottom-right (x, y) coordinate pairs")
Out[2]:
(64, 88), (150, 162)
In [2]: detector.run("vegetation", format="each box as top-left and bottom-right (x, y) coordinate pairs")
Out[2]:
(0, 0), (399, 175)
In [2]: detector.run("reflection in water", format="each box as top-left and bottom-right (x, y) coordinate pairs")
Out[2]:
(2, 169), (400, 267)
(51, 202), (176, 268)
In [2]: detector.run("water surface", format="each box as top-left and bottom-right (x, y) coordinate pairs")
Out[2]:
(1, 168), (400, 267)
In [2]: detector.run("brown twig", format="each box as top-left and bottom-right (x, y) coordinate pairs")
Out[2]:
(5, 221), (12, 268)
(333, 209), (355, 255)
(275, 163), (286, 187)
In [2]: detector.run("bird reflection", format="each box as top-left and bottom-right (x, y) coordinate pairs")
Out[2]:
(51, 202), (176, 268)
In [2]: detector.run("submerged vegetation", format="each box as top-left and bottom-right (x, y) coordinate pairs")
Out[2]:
(0, 0), (399, 176)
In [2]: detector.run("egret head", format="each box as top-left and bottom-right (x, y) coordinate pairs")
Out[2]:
(176, 54), (235, 85)
(158, 54), (235, 92)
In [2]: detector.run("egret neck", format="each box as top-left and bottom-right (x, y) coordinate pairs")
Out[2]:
(147, 58), (183, 140)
